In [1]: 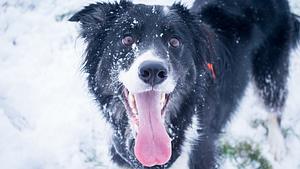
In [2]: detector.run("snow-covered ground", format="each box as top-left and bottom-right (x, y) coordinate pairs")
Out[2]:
(0, 0), (299, 169)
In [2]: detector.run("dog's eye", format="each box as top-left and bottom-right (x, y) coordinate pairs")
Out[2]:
(122, 35), (135, 47)
(169, 37), (181, 48)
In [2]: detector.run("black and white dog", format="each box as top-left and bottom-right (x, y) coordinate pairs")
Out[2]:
(70, 0), (300, 168)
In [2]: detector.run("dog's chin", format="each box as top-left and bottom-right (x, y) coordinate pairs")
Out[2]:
(123, 88), (172, 167)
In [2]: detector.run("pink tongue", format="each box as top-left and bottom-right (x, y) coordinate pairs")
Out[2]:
(134, 91), (171, 167)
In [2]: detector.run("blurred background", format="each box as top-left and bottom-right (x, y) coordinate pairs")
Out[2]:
(0, 0), (300, 169)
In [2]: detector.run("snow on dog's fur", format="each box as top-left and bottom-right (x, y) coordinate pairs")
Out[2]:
(70, 0), (300, 168)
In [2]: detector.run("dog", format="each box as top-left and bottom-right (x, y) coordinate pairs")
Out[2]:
(69, 0), (300, 168)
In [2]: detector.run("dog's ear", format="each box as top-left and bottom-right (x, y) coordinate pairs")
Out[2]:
(69, 3), (105, 23)
(69, 1), (133, 40)
(170, 3), (192, 20)
(171, 3), (218, 77)
(69, 0), (132, 25)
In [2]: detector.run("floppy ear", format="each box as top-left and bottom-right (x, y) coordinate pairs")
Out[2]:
(69, 0), (132, 25)
(69, 3), (104, 23)
(69, 1), (133, 40)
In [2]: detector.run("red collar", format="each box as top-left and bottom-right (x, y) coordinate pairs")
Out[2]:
(207, 63), (216, 80)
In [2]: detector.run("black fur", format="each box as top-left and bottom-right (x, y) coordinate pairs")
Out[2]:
(70, 0), (300, 168)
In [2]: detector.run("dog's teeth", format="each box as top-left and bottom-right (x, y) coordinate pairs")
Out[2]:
(128, 94), (135, 108)
(132, 108), (138, 115)
(134, 123), (138, 132)
(129, 93), (134, 101)
(162, 94), (166, 102)
(127, 92), (138, 115)
(160, 93), (166, 109)
(160, 94), (166, 109)
(161, 93), (165, 100)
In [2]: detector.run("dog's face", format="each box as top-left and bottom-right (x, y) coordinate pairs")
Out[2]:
(70, 1), (214, 167)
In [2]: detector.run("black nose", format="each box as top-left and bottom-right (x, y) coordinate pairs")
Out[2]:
(138, 61), (168, 86)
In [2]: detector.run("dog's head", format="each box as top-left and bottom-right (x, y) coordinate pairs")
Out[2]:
(70, 1), (216, 167)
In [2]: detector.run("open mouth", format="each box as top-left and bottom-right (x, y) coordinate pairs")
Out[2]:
(123, 88), (172, 167)
(124, 89), (170, 127)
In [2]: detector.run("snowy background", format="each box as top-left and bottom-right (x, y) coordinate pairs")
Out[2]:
(0, 0), (299, 169)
